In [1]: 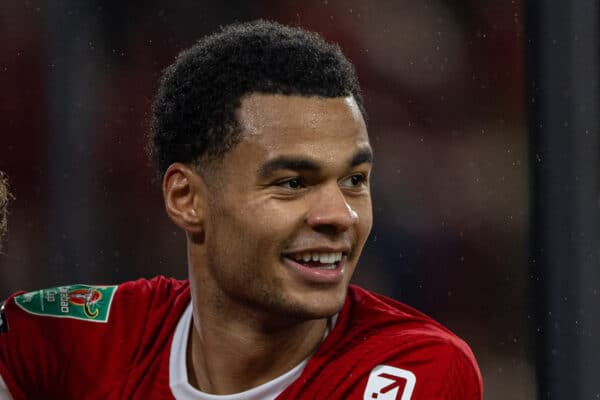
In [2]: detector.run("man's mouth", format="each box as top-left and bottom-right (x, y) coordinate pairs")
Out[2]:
(283, 251), (345, 270)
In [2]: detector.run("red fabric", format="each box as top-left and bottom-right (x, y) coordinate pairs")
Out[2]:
(279, 287), (483, 399)
(0, 277), (482, 399)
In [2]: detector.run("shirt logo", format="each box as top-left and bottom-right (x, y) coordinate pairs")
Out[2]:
(363, 365), (416, 400)
(14, 284), (118, 323)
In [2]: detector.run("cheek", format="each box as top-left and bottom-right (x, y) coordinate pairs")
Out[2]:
(354, 196), (373, 235)
(246, 196), (305, 233)
(206, 205), (294, 297)
(361, 204), (374, 235)
(210, 199), (297, 259)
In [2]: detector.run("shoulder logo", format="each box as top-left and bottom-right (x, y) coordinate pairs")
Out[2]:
(14, 284), (118, 323)
(363, 365), (416, 400)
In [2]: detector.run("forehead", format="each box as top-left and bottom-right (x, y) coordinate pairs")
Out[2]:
(236, 93), (369, 152)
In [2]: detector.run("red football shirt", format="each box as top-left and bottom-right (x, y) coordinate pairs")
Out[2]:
(0, 276), (482, 399)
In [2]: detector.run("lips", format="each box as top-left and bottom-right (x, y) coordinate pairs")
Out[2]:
(281, 249), (348, 283)
(289, 251), (343, 266)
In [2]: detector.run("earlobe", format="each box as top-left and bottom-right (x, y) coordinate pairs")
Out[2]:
(162, 163), (206, 235)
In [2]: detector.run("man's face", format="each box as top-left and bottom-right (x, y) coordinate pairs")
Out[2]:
(201, 93), (372, 320)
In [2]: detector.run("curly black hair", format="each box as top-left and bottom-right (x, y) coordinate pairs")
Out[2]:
(150, 20), (365, 177)
(0, 172), (9, 252)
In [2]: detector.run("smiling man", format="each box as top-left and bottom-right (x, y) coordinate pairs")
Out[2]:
(0, 21), (482, 399)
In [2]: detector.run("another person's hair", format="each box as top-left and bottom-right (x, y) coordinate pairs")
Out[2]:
(0, 173), (9, 252)
(150, 19), (365, 176)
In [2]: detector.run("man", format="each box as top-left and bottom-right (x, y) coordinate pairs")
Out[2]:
(0, 21), (482, 399)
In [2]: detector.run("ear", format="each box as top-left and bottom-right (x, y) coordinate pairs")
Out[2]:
(162, 163), (207, 236)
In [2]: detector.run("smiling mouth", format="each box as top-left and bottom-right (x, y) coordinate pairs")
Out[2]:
(283, 251), (344, 270)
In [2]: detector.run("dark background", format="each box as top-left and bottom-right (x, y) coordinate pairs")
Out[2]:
(4, 0), (593, 398)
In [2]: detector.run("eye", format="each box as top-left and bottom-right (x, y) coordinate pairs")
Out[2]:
(341, 174), (367, 188)
(276, 177), (305, 190)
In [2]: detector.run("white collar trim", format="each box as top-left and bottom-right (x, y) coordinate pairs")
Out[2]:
(169, 303), (310, 400)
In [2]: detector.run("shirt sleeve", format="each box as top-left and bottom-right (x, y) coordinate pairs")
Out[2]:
(358, 336), (483, 400)
(440, 344), (483, 400)
(0, 298), (29, 400)
(282, 330), (483, 400)
(397, 338), (483, 400)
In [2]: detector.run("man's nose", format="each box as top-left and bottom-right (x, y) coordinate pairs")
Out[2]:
(306, 183), (358, 234)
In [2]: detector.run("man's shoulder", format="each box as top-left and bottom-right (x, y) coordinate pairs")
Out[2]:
(282, 285), (483, 399)
(116, 275), (190, 304)
(341, 285), (479, 369)
(0, 276), (190, 398)
(345, 284), (468, 346)
(2, 275), (189, 327)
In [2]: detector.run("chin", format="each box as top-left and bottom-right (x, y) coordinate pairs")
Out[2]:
(286, 285), (348, 319)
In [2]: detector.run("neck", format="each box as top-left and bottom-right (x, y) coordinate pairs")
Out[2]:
(184, 238), (333, 394)
(187, 303), (328, 394)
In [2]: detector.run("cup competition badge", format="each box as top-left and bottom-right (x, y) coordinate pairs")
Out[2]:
(14, 284), (118, 323)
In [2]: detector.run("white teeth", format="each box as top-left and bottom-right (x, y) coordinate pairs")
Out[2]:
(318, 263), (337, 270)
(290, 251), (343, 264)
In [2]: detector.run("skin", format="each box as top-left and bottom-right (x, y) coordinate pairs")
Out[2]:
(163, 93), (373, 394)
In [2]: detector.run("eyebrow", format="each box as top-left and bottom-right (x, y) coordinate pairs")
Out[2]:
(258, 147), (373, 178)
(350, 147), (373, 167)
